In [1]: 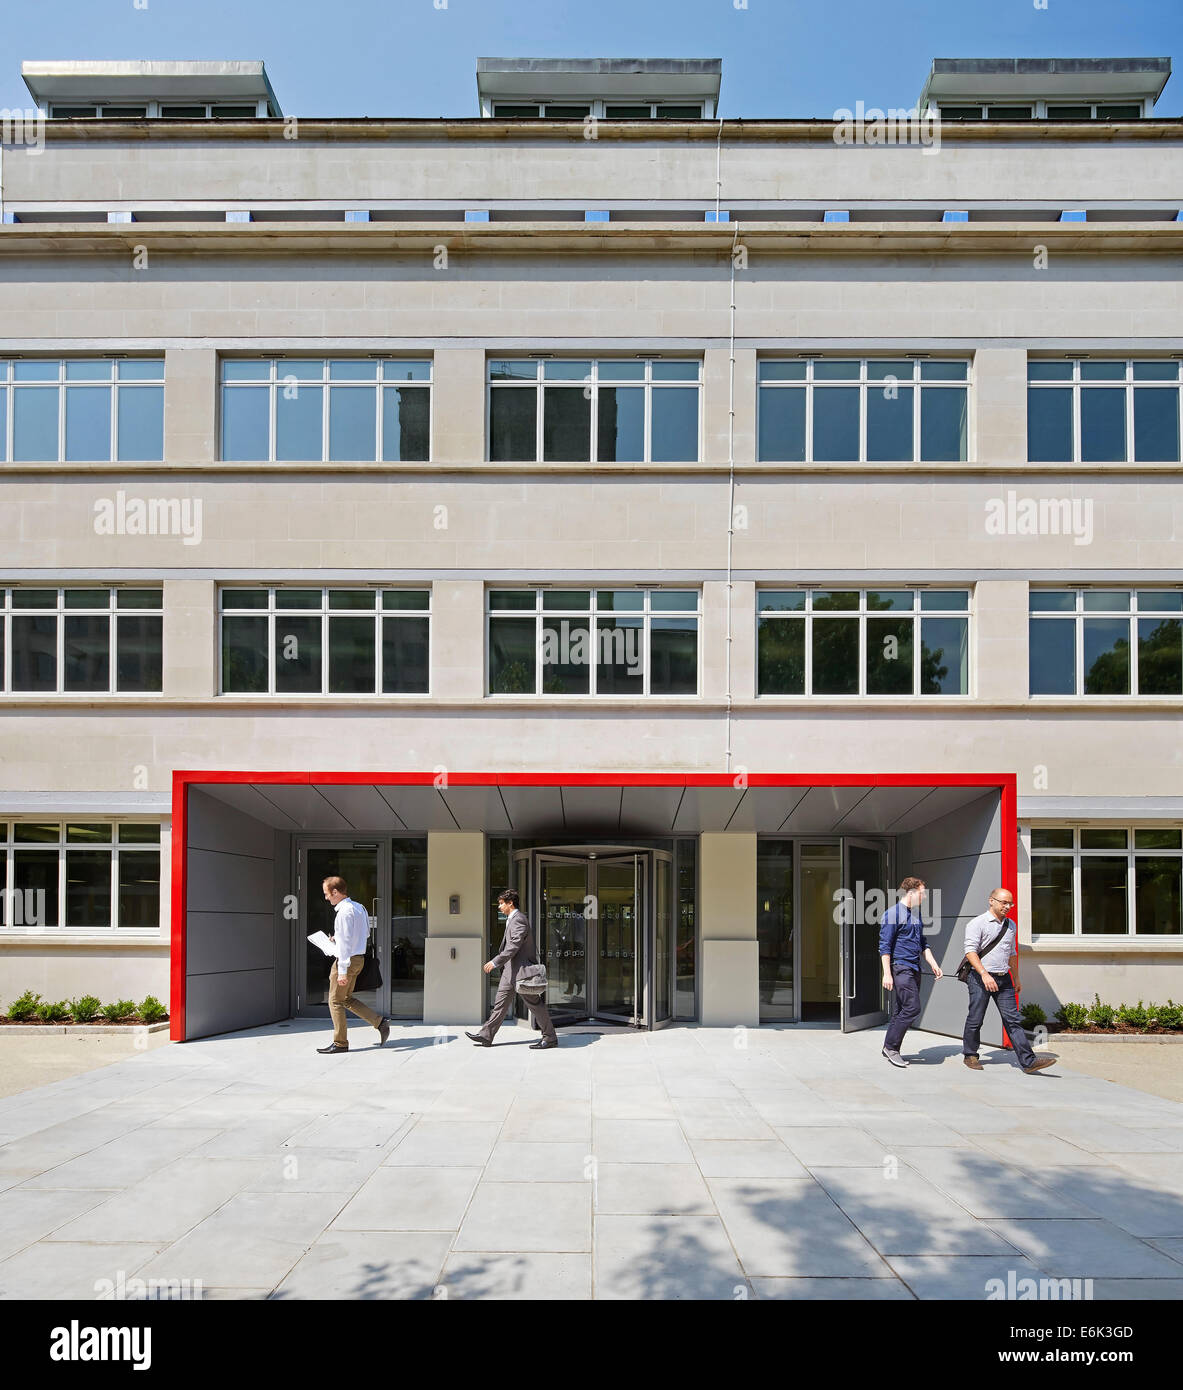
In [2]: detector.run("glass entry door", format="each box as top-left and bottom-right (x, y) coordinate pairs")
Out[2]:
(594, 855), (642, 1023)
(841, 838), (891, 1032)
(523, 847), (669, 1027)
(298, 843), (384, 1018)
(538, 856), (590, 1025)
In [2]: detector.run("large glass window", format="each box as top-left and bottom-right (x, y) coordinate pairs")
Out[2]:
(0, 822), (161, 934)
(1030, 826), (1182, 937)
(220, 588), (430, 695)
(757, 589), (969, 696)
(1, 588), (162, 694)
(488, 359), (701, 462)
(1, 359), (164, 462)
(757, 359), (969, 462)
(1028, 359), (1182, 462)
(1029, 589), (1182, 696)
(487, 588), (699, 696)
(221, 359), (431, 462)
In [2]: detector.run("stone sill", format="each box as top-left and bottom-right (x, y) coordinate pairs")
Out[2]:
(1056, 1032), (1183, 1042)
(7, 458), (1183, 476)
(2, 220), (1181, 258)
(0, 697), (1181, 713)
(0, 936), (167, 949)
(1024, 937), (1183, 953)
(0, 1021), (169, 1035)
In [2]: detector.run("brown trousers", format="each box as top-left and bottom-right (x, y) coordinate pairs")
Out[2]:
(328, 955), (381, 1046)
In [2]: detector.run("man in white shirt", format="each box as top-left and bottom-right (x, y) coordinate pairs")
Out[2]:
(962, 887), (1055, 1075)
(318, 875), (389, 1054)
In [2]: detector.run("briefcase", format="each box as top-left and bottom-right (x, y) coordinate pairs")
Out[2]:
(515, 963), (547, 998)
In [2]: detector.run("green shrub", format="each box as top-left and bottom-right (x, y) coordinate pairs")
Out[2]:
(1020, 1002), (1047, 1028)
(1151, 999), (1183, 1029)
(6, 990), (42, 1021)
(138, 995), (167, 1024)
(70, 995), (103, 1023)
(1087, 994), (1116, 1028)
(35, 999), (71, 1023)
(1055, 1001), (1089, 1030)
(101, 999), (136, 1022)
(1116, 1000), (1148, 1029)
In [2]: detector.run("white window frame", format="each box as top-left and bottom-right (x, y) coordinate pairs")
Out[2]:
(755, 587), (973, 697)
(218, 586), (432, 697)
(1028, 586), (1183, 698)
(0, 820), (163, 937)
(1027, 357), (1183, 464)
(219, 358), (433, 463)
(486, 358), (703, 464)
(756, 357), (972, 463)
(0, 587), (164, 696)
(485, 586), (702, 697)
(0, 358), (165, 463)
(1028, 824), (1183, 939)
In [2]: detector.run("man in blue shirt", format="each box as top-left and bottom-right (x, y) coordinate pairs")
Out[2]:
(878, 876), (942, 1068)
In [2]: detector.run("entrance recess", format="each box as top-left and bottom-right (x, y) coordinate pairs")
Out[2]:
(512, 845), (674, 1029)
(841, 838), (891, 1032)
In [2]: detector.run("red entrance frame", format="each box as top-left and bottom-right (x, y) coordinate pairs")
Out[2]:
(169, 770), (1018, 1043)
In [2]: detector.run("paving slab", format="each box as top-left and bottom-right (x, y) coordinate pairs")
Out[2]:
(594, 1162), (712, 1215)
(455, 1181), (592, 1252)
(593, 1214), (749, 1299)
(272, 1231), (452, 1300)
(708, 1176), (887, 1276)
(810, 1166), (1016, 1257)
(0, 1240), (162, 1299)
(439, 1251), (592, 1300)
(332, 1165), (481, 1232)
(752, 1276), (915, 1300)
(987, 1218), (1183, 1278)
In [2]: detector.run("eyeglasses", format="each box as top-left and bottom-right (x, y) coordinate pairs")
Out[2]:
(991, 898), (1014, 908)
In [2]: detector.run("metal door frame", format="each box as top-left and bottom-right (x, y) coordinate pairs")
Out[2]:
(840, 836), (893, 1032)
(513, 844), (675, 1029)
(294, 836), (390, 1018)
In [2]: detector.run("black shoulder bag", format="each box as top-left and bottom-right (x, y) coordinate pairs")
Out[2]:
(354, 932), (383, 992)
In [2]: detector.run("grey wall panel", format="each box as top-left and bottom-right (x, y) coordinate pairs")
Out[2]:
(909, 849), (1001, 921)
(184, 789), (282, 1041)
(187, 846), (276, 913)
(186, 968), (282, 1039)
(188, 787), (278, 857)
(186, 911), (277, 976)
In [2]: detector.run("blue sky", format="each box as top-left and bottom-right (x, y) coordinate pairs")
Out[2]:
(3, 0), (1182, 118)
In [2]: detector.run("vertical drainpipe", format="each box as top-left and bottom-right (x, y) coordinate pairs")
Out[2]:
(716, 117), (737, 775)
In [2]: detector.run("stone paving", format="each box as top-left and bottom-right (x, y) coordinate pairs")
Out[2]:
(1, 1019), (1182, 1300)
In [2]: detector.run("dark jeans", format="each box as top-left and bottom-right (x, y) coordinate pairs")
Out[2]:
(884, 966), (921, 1052)
(963, 972), (1035, 1068)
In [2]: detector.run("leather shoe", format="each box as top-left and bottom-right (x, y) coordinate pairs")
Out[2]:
(376, 1018), (390, 1046)
(317, 1042), (349, 1054)
(1022, 1055), (1057, 1074)
(529, 1039), (557, 1050)
(465, 1031), (491, 1047)
(963, 1054), (983, 1070)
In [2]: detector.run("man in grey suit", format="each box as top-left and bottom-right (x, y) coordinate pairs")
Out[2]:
(466, 889), (558, 1050)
